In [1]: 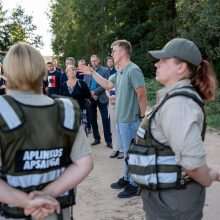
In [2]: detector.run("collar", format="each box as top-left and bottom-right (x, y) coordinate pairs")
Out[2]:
(156, 79), (192, 103)
(7, 90), (54, 106)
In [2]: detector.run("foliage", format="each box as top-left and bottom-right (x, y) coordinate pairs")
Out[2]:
(0, 2), (43, 51)
(177, 0), (220, 60)
(0, 1), (10, 50)
(49, 0), (176, 71)
(49, 0), (220, 82)
(205, 90), (220, 130)
(176, 0), (220, 80)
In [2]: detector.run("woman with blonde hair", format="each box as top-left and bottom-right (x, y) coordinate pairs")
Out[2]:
(1, 42), (93, 220)
(61, 64), (91, 135)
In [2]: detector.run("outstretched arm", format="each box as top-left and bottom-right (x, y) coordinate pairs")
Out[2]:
(78, 64), (114, 90)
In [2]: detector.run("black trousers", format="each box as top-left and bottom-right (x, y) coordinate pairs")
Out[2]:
(89, 98), (112, 144)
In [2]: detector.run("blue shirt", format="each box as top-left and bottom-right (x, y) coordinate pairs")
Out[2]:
(108, 67), (117, 76)
(90, 76), (97, 91)
(90, 67), (102, 91)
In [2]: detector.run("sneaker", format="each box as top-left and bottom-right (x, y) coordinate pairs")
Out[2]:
(110, 151), (119, 158)
(117, 152), (124, 159)
(117, 184), (138, 198)
(111, 177), (129, 189)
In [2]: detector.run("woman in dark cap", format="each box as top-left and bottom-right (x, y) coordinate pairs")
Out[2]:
(128, 38), (219, 220)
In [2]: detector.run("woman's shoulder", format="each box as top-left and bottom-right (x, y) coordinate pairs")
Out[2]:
(77, 79), (88, 87)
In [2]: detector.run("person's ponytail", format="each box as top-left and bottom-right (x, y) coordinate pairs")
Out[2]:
(191, 60), (217, 101)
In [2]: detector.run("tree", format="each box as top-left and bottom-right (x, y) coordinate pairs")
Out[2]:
(3, 5), (43, 50)
(0, 0), (10, 51)
(0, 1), (44, 51)
(176, 0), (220, 79)
(49, 0), (177, 76)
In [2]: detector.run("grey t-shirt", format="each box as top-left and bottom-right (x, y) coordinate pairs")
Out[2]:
(110, 62), (145, 123)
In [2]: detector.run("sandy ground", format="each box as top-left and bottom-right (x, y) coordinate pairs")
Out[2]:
(74, 125), (220, 220)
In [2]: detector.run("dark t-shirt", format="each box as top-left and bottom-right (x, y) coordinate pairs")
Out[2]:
(76, 71), (84, 80)
(0, 76), (6, 95)
(61, 79), (91, 109)
(60, 72), (68, 84)
(47, 70), (61, 95)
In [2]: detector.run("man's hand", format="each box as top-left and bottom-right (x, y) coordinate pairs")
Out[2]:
(78, 64), (94, 75)
(109, 95), (115, 105)
(91, 91), (98, 100)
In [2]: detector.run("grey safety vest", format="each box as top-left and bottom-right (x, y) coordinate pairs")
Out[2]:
(127, 87), (206, 190)
(0, 95), (80, 218)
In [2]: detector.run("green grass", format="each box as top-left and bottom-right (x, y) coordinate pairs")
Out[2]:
(206, 113), (220, 130)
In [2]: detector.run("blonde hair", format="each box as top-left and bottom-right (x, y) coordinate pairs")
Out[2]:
(3, 42), (47, 93)
(66, 65), (77, 73)
(111, 39), (132, 55)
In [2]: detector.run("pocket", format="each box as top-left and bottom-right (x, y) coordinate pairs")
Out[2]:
(157, 190), (178, 213)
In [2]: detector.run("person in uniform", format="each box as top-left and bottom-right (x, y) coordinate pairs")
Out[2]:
(1, 42), (93, 220)
(0, 180), (60, 219)
(127, 38), (220, 220)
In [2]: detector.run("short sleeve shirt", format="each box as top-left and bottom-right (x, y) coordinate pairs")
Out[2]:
(150, 79), (207, 170)
(110, 62), (145, 123)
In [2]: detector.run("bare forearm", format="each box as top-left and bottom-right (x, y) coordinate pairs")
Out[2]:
(0, 179), (29, 208)
(138, 92), (147, 117)
(91, 70), (112, 90)
(43, 155), (93, 198)
(184, 165), (220, 187)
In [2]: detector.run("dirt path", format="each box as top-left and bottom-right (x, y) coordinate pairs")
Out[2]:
(74, 129), (220, 220)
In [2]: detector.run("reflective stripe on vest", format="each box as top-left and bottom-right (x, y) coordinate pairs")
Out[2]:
(6, 167), (65, 188)
(127, 87), (205, 190)
(128, 152), (178, 185)
(59, 98), (75, 129)
(0, 96), (21, 129)
(0, 96), (79, 218)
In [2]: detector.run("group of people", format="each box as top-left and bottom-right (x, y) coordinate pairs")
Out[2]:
(44, 55), (112, 147)
(0, 37), (219, 220)
(78, 38), (220, 219)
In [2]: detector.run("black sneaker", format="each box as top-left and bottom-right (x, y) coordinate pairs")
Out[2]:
(117, 184), (138, 198)
(111, 177), (129, 189)
(117, 152), (124, 159)
(110, 151), (119, 158)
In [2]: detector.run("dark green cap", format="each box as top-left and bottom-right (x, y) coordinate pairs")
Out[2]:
(148, 38), (202, 66)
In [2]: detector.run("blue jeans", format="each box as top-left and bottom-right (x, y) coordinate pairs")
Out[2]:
(117, 120), (140, 185)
